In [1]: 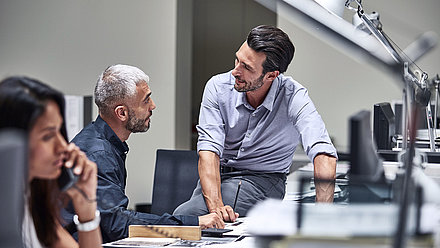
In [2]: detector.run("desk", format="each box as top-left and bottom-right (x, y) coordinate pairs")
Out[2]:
(269, 235), (437, 248)
(103, 161), (440, 248)
(103, 218), (254, 247)
(247, 160), (440, 248)
(103, 236), (255, 247)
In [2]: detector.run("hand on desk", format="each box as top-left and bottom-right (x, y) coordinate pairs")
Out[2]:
(210, 205), (239, 223)
(199, 213), (225, 229)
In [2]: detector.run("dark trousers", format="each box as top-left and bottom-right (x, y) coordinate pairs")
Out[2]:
(173, 170), (286, 217)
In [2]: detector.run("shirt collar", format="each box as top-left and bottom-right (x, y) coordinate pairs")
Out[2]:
(95, 115), (129, 156)
(230, 72), (246, 108)
(260, 75), (279, 111)
(235, 92), (247, 108)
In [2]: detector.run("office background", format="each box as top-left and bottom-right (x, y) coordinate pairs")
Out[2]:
(1, 0), (439, 209)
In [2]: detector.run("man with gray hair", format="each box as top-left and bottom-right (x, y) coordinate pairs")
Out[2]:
(62, 64), (223, 243)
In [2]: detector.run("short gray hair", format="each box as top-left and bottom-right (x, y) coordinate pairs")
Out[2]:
(94, 64), (149, 117)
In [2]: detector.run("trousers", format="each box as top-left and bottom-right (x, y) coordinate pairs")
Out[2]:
(173, 170), (286, 217)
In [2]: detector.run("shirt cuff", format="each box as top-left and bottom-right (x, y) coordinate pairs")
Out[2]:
(177, 215), (199, 226)
(197, 142), (222, 158)
(307, 142), (338, 162)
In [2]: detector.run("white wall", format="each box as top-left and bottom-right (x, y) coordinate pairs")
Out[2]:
(0, 0), (178, 208)
(278, 0), (440, 153)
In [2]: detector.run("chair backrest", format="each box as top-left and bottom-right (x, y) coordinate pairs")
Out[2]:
(151, 149), (199, 215)
(0, 129), (27, 247)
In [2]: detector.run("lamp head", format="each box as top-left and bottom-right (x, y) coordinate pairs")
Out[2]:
(315, 0), (346, 17)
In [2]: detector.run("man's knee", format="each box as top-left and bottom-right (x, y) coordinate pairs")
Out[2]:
(173, 198), (208, 216)
(172, 202), (187, 215)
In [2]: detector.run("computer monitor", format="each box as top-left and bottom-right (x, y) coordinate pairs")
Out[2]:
(349, 111), (390, 203)
(394, 102), (438, 135)
(0, 129), (27, 247)
(373, 102), (395, 150)
(350, 110), (384, 179)
(349, 110), (390, 203)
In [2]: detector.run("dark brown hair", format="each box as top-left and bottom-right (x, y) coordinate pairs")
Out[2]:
(247, 25), (295, 74)
(0, 76), (67, 246)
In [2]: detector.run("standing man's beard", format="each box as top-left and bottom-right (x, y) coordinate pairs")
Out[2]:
(126, 108), (150, 133)
(234, 74), (264, 92)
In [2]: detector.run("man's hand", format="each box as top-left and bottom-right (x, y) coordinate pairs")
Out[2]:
(314, 154), (337, 203)
(209, 205), (239, 223)
(198, 213), (225, 229)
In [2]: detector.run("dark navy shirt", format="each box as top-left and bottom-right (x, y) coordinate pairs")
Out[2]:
(62, 116), (198, 243)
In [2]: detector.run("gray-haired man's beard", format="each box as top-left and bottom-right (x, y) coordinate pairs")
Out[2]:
(126, 110), (150, 133)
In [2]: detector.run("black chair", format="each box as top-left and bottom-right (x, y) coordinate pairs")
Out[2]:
(151, 149), (199, 215)
(0, 129), (27, 247)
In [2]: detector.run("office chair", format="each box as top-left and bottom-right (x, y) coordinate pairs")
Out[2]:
(0, 129), (27, 247)
(151, 149), (199, 215)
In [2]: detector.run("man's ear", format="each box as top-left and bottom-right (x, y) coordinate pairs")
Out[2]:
(114, 105), (128, 122)
(265, 71), (280, 82)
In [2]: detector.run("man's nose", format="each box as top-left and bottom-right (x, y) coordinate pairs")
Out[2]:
(150, 98), (156, 110)
(232, 64), (240, 78)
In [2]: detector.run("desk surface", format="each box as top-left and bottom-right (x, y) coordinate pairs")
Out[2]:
(104, 161), (440, 248)
(103, 235), (255, 248)
(103, 218), (253, 248)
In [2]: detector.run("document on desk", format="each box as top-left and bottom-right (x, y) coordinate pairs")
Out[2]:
(103, 236), (246, 247)
(224, 217), (249, 236)
(103, 237), (179, 247)
(198, 236), (255, 248)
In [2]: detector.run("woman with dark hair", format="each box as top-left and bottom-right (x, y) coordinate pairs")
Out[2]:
(0, 76), (102, 247)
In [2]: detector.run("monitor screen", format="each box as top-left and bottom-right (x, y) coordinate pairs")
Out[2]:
(394, 102), (438, 135)
(373, 102), (395, 150)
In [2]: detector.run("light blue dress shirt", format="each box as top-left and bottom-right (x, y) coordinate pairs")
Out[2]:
(197, 71), (337, 173)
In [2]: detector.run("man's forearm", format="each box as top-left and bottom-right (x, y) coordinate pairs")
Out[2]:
(198, 151), (223, 211)
(314, 154), (337, 203)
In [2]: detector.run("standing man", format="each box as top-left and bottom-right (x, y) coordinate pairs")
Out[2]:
(62, 64), (223, 243)
(174, 25), (337, 222)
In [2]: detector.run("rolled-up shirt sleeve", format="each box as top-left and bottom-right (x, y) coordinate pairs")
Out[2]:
(197, 77), (226, 157)
(290, 87), (338, 162)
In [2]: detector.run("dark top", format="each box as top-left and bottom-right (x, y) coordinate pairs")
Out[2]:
(62, 116), (198, 243)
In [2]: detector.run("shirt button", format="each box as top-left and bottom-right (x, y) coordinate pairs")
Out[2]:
(240, 148), (244, 152)
(252, 113), (256, 117)
(246, 133), (251, 138)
